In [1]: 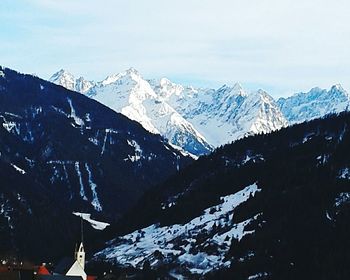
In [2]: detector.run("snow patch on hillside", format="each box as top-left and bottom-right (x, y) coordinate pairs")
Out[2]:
(11, 163), (26, 174)
(2, 120), (19, 134)
(67, 98), (84, 127)
(85, 163), (102, 211)
(127, 139), (142, 162)
(335, 192), (350, 207)
(338, 168), (350, 179)
(95, 183), (262, 276)
(75, 162), (88, 201)
(73, 212), (110, 230)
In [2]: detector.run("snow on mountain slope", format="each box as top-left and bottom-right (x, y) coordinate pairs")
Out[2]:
(51, 69), (289, 154)
(95, 183), (261, 277)
(277, 84), (350, 124)
(237, 90), (289, 136)
(50, 69), (95, 94)
(52, 69), (350, 154)
(88, 68), (158, 134)
(151, 79), (288, 146)
(87, 68), (212, 156)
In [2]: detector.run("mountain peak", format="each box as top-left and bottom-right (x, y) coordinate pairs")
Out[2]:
(50, 69), (94, 93)
(76, 76), (85, 82)
(159, 77), (173, 86)
(100, 68), (143, 86)
(57, 68), (69, 74)
(50, 69), (74, 80)
(308, 86), (323, 93)
(330, 83), (346, 93)
(100, 73), (122, 86)
(217, 83), (247, 97)
(125, 67), (140, 76)
(256, 88), (270, 96)
(49, 69), (76, 91)
(232, 82), (243, 91)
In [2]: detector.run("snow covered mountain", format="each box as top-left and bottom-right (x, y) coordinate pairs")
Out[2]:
(50, 69), (288, 155)
(50, 69), (95, 94)
(86, 68), (212, 156)
(51, 68), (350, 157)
(150, 79), (288, 146)
(278, 84), (350, 124)
(0, 66), (192, 260)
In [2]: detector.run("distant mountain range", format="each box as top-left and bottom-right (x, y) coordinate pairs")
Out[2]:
(50, 69), (350, 156)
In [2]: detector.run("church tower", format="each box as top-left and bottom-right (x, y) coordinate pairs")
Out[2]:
(75, 216), (85, 269)
(75, 242), (85, 270)
(66, 217), (87, 280)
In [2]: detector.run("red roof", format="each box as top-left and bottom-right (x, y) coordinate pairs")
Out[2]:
(37, 265), (50, 275)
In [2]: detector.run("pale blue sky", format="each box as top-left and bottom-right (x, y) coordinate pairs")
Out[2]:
(1, 0), (350, 97)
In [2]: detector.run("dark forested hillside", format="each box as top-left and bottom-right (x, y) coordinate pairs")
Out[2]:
(98, 112), (350, 279)
(0, 66), (192, 261)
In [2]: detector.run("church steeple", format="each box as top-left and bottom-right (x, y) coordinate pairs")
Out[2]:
(74, 217), (85, 269)
(75, 242), (85, 270)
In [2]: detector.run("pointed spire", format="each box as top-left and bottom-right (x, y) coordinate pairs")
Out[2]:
(81, 216), (84, 244)
(74, 218), (86, 270)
